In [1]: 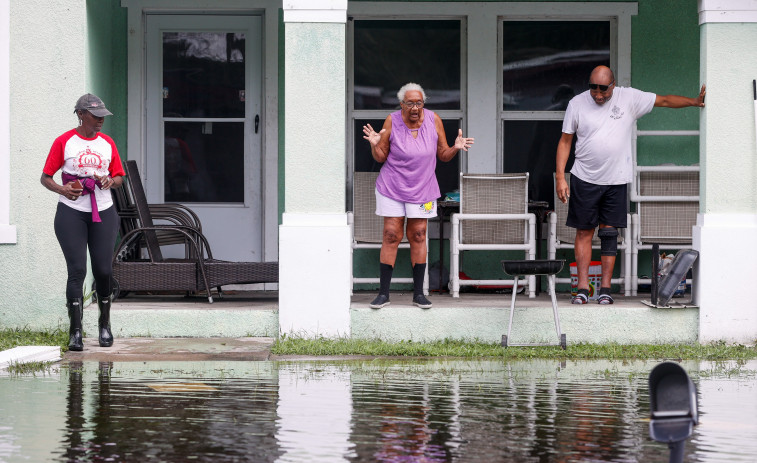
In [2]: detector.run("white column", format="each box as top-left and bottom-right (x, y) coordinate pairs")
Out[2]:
(0, 0), (16, 243)
(279, 0), (351, 337)
(695, 0), (757, 343)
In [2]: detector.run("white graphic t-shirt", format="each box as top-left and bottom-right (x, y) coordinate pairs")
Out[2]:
(43, 129), (125, 212)
(562, 86), (656, 185)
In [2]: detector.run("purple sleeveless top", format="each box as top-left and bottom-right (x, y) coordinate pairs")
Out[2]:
(376, 109), (440, 203)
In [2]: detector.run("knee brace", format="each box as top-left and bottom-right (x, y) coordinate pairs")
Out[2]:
(597, 227), (619, 256)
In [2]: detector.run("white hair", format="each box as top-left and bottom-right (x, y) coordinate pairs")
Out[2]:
(397, 83), (426, 103)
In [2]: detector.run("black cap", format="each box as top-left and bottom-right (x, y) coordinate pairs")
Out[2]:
(74, 93), (113, 117)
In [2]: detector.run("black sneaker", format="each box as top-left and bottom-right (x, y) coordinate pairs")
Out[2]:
(369, 293), (390, 309)
(413, 294), (432, 309)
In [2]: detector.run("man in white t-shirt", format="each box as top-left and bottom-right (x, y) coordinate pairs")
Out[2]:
(556, 65), (706, 305)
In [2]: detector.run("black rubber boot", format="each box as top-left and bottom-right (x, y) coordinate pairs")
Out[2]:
(67, 298), (84, 352)
(97, 296), (114, 347)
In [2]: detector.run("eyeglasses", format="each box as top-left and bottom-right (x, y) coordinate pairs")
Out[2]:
(589, 81), (614, 92)
(402, 101), (424, 108)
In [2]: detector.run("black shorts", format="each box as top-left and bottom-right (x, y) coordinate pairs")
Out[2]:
(566, 176), (628, 229)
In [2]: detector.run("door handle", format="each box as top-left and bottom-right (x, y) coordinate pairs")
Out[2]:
(255, 115), (259, 134)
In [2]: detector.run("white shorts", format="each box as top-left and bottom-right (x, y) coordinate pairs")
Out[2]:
(375, 189), (437, 219)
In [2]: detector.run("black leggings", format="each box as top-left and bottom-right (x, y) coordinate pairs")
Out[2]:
(54, 203), (119, 300)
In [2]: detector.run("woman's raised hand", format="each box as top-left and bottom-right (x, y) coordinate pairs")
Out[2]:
(454, 129), (474, 151)
(362, 123), (384, 147)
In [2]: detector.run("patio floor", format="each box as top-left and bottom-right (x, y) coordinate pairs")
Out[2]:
(104, 290), (699, 344)
(110, 289), (692, 310)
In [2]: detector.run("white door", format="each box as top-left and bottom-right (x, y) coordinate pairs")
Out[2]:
(145, 15), (262, 262)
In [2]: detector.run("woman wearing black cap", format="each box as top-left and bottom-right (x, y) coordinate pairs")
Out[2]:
(40, 93), (125, 351)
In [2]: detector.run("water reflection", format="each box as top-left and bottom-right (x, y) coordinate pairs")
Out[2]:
(60, 361), (281, 462)
(1, 360), (756, 462)
(345, 362), (648, 462)
(351, 379), (458, 461)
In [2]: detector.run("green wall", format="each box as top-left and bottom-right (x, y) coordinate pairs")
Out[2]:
(630, 0), (700, 283)
(86, 0), (128, 157)
(633, 0), (701, 166)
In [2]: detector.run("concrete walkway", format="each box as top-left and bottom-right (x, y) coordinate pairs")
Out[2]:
(61, 337), (275, 362)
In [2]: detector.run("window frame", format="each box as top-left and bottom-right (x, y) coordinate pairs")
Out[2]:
(346, 15), (468, 210)
(346, 2), (636, 189)
(497, 16), (619, 173)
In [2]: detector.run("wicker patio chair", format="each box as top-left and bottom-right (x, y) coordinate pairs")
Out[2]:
(113, 178), (203, 261)
(112, 160), (278, 302)
(449, 173), (536, 298)
(547, 173), (633, 296)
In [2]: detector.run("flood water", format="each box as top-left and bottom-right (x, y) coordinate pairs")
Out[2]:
(1, 359), (756, 462)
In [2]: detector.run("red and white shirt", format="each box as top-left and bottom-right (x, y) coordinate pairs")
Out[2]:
(43, 129), (125, 212)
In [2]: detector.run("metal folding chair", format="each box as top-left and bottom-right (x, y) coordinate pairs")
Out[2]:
(631, 168), (699, 295)
(449, 173), (536, 298)
(347, 171), (429, 295)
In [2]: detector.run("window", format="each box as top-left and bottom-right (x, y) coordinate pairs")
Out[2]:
(353, 20), (461, 110)
(500, 20), (611, 206)
(348, 19), (464, 209)
(161, 31), (247, 203)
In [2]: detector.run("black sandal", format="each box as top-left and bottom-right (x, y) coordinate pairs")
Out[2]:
(571, 289), (589, 304)
(597, 288), (614, 305)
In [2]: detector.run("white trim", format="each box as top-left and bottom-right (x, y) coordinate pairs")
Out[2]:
(0, 0), (16, 244)
(283, 0), (347, 23)
(349, 2), (638, 17)
(696, 211), (757, 228)
(282, 212), (348, 227)
(699, 0), (757, 24)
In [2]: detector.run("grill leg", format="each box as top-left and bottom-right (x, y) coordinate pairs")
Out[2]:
(507, 275), (519, 341)
(548, 274), (562, 338)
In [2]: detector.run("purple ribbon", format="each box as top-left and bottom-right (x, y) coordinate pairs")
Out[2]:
(61, 172), (103, 222)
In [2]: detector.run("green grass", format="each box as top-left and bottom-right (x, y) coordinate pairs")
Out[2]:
(0, 327), (69, 351)
(271, 337), (757, 360)
(0, 328), (67, 375)
(2, 328), (756, 362)
(5, 360), (57, 375)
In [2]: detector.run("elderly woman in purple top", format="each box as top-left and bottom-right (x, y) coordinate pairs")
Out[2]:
(363, 83), (474, 309)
